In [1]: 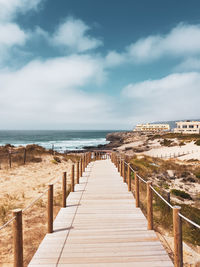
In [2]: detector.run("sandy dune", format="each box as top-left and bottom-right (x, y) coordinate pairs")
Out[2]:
(143, 141), (200, 160)
(0, 154), (73, 266)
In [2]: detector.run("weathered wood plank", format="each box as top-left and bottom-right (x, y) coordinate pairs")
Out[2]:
(28, 160), (173, 266)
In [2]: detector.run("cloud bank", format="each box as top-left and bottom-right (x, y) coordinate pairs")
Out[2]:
(122, 72), (200, 122)
(105, 23), (200, 67)
(0, 1), (200, 129)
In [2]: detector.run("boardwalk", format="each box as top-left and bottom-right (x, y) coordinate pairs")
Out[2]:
(28, 159), (173, 267)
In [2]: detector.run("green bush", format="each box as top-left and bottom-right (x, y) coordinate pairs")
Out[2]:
(171, 189), (192, 200)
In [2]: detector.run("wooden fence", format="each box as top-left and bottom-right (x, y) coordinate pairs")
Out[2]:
(1, 151), (199, 267)
(0, 151), (110, 267)
(111, 152), (200, 267)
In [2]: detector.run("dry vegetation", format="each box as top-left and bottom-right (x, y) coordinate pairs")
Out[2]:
(124, 154), (200, 264)
(0, 145), (79, 266)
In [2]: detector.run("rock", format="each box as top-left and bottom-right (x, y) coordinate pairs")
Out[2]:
(167, 170), (174, 177)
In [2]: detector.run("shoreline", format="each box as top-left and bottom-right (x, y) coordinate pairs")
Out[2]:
(0, 132), (200, 266)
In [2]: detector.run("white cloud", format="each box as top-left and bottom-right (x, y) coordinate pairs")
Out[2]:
(0, 23), (27, 46)
(0, 55), (114, 129)
(122, 72), (200, 122)
(105, 23), (200, 67)
(0, 0), (42, 21)
(0, 23), (28, 65)
(52, 17), (103, 52)
(0, 0), (43, 65)
(104, 51), (126, 67)
(127, 24), (200, 63)
(175, 57), (200, 72)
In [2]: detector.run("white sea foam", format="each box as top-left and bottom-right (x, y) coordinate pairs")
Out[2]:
(0, 138), (109, 152)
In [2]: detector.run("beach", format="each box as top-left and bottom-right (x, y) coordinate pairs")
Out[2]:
(0, 131), (200, 266)
(0, 151), (73, 266)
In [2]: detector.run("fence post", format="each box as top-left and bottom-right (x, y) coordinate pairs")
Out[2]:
(173, 206), (183, 267)
(62, 172), (66, 208)
(147, 181), (153, 230)
(23, 149), (26, 165)
(83, 155), (85, 172)
(77, 161), (79, 184)
(71, 165), (75, 192)
(135, 172), (139, 207)
(167, 192), (171, 212)
(117, 158), (120, 172)
(128, 163), (131, 191)
(13, 209), (23, 267)
(9, 151), (12, 168)
(80, 158), (83, 177)
(120, 159), (122, 176)
(123, 160), (126, 183)
(48, 184), (53, 233)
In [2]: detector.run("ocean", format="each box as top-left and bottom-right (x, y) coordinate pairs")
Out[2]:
(0, 130), (118, 152)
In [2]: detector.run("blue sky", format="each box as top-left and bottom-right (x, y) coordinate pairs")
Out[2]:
(1, 0), (200, 130)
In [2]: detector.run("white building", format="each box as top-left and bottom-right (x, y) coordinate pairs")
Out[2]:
(174, 121), (200, 134)
(134, 123), (170, 132)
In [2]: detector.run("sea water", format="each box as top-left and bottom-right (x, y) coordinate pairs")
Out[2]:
(0, 130), (117, 152)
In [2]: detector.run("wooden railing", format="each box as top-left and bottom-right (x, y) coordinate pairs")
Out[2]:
(111, 152), (200, 267)
(2, 151), (199, 267)
(0, 151), (110, 267)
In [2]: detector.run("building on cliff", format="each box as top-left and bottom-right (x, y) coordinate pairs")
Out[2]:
(174, 121), (200, 134)
(134, 123), (170, 132)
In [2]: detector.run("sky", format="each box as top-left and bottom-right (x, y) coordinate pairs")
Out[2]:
(1, 0), (200, 130)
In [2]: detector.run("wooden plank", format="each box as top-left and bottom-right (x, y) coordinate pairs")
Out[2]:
(28, 160), (173, 266)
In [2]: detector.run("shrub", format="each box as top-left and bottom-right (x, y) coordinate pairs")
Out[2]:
(179, 141), (185, 146)
(160, 139), (173, 146)
(195, 139), (200, 146)
(195, 171), (200, 179)
(51, 159), (58, 164)
(171, 189), (192, 200)
(53, 156), (61, 163)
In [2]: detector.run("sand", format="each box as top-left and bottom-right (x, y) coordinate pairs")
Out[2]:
(0, 154), (72, 266)
(143, 141), (200, 160)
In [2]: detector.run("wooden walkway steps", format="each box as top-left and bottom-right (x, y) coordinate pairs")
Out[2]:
(28, 159), (173, 267)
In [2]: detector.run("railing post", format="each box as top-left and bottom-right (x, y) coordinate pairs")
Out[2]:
(23, 148), (26, 165)
(167, 192), (171, 212)
(80, 158), (83, 177)
(13, 209), (23, 267)
(85, 153), (87, 167)
(48, 184), (53, 233)
(117, 158), (120, 172)
(9, 151), (12, 168)
(120, 159), (122, 177)
(77, 161), (79, 184)
(134, 172), (139, 207)
(123, 160), (126, 183)
(147, 181), (153, 230)
(128, 163), (131, 191)
(83, 155), (85, 172)
(62, 172), (66, 208)
(71, 164), (75, 192)
(173, 206), (183, 267)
